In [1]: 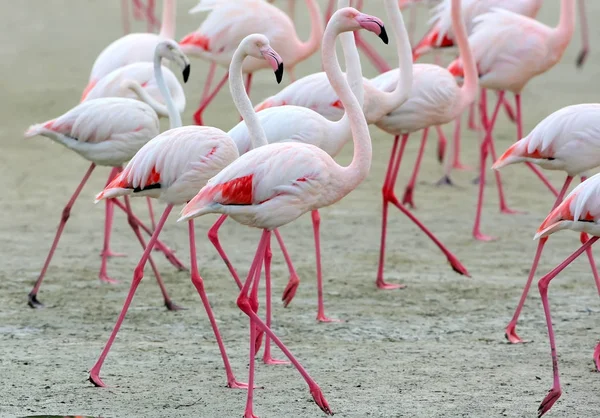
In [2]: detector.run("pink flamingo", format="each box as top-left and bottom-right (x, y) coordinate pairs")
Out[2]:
(179, 0), (323, 125)
(448, 0), (576, 241)
(531, 174), (600, 416)
(90, 36), (284, 389)
(23, 96), (183, 309)
(227, 0), (399, 324)
(178, 9), (379, 416)
(491, 104), (600, 344)
(374, 0), (475, 288)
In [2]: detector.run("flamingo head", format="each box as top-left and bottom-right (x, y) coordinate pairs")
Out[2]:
(332, 7), (388, 45)
(156, 40), (191, 83)
(241, 34), (284, 84)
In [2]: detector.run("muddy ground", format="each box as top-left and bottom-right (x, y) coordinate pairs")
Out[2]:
(2, 1), (600, 417)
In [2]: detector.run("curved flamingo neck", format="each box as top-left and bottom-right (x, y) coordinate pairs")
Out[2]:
(373, 0), (412, 120)
(322, 13), (372, 197)
(125, 79), (169, 118)
(154, 49), (182, 128)
(229, 47), (268, 148)
(452, 0), (477, 112)
(293, 0), (324, 64)
(552, 0), (576, 50)
(159, 0), (177, 39)
(338, 0), (363, 107)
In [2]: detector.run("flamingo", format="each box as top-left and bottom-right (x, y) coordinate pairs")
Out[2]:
(491, 104), (600, 344)
(178, 8), (380, 416)
(90, 35), (284, 390)
(373, 0), (475, 288)
(179, 0), (323, 125)
(226, 0), (397, 324)
(448, 0), (576, 241)
(530, 174), (600, 416)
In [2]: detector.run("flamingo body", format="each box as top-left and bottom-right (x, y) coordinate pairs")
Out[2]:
(25, 98), (159, 166)
(97, 126), (239, 205)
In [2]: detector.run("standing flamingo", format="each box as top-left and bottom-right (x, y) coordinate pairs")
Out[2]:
(448, 0), (576, 240)
(491, 104), (600, 344)
(226, 0), (396, 324)
(90, 36), (284, 390)
(374, 0), (475, 288)
(178, 8), (381, 416)
(179, 0), (323, 125)
(531, 174), (600, 416)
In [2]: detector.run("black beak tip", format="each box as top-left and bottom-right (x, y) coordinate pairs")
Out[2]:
(183, 64), (191, 83)
(275, 62), (284, 84)
(378, 25), (389, 45)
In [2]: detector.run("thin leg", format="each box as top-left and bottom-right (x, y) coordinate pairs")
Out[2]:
(28, 163), (96, 308)
(324, 0), (335, 22)
(244, 315), (258, 418)
(505, 176), (573, 343)
(207, 214), (243, 289)
(201, 62), (216, 103)
(187, 219), (248, 388)
(452, 113), (469, 170)
(436, 124), (447, 164)
(262, 232), (289, 365)
(237, 231), (332, 416)
(132, 0), (144, 20)
(312, 210), (339, 322)
(121, 0), (131, 34)
(487, 125), (521, 215)
(194, 72), (229, 126)
(123, 196), (182, 311)
(89, 205), (174, 388)
(578, 178), (600, 298)
(500, 93), (516, 123)
(537, 236), (600, 417)
(576, 0), (590, 68)
(467, 101), (478, 131)
(274, 229), (301, 308)
(112, 199), (186, 271)
(438, 119), (459, 186)
(146, 197), (157, 231)
(99, 168), (126, 284)
(402, 128), (429, 208)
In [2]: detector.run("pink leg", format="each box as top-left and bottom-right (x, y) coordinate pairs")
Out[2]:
(194, 72), (229, 126)
(237, 230), (332, 416)
(89, 205), (174, 387)
(505, 176), (573, 344)
(201, 62), (216, 103)
(144, 0), (159, 32)
(515, 95), (558, 196)
(452, 115), (470, 170)
(99, 168), (126, 285)
(207, 214), (243, 289)
(123, 196), (182, 311)
(121, 0), (131, 34)
(467, 101), (478, 131)
(576, 0), (590, 68)
(436, 125), (447, 164)
(312, 210), (339, 322)
(146, 197), (157, 231)
(111, 199), (186, 271)
(402, 128), (429, 208)
(132, 0), (144, 20)
(28, 163), (96, 308)
(500, 93), (516, 123)
(274, 229), (301, 308)
(187, 219), (248, 388)
(537, 236), (600, 417)
(263, 232), (289, 365)
(354, 32), (391, 73)
(324, 0), (335, 23)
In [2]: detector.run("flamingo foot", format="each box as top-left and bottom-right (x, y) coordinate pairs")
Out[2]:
(100, 249), (127, 258)
(436, 175), (454, 187)
(227, 379), (254, 389)
(401, 186), (415, 208)
(309, 384), (333, 415)
(538, 386), (562, 417)
(164, 252), (187, 272)
(282, 275), (300, 307)
(263, 355), (291, 365)
(28, 293), (43, 309)
(593, 342), (600, 372)
(165, 300), (185, 311)
(453, 162), (471, 170)
(504, 321), (524, 344)
(99, 274), (120, 284)
(89, 370), (108, 388)
(316, 313), (342, 323)
(500, 205), (526, 215)
(448, 255), (470, 277)
(376, 279), (407, 290)
(243, 411), (258, 418)
(473, 232), (497, 242)
(437, 141), (446, 164)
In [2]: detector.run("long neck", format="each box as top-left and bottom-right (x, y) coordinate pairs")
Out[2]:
(453, 0), (477, 112)
(375, 0), (412, 117)
(155, 51), (181, 128)
(125, 79), (169, 118)
(293, 0), (324, 63)
(338, 1), (363, 107)
(322, 21), (372, 195)
(229, 49), (268, 148)
(159, 0), (176, 39)
(552, 0), (576, 47)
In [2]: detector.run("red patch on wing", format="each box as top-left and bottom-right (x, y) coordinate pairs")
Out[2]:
(81, 79), (97, 102)
(331, 100), (343, 109)
(218, 174), (253, 205)
(140, 81), (149, 88)
(206, 146), (217, 157)
(146, 166), (161, 186)
(413, 29), (454, 61)
(179, 32), (211, 51)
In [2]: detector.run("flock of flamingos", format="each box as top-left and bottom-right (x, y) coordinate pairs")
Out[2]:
(24, 0), (600, 416)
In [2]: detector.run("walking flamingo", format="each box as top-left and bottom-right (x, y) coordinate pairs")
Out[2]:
(530, 174), (600, 416)
(179, 0), (323, 125)
(373, 0), (475, 288)
(226, 0), (397, 323)
(491, 104), (600, 344)
(90, 36), (284, 389)
(178, 8), (382, 416)
(448, 0), (576, 241)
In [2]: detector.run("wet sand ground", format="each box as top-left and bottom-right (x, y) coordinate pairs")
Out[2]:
(2, 1), (600, 417)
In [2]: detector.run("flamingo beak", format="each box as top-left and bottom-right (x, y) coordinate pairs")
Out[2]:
(260, 47), (284, 84)
(183, 64), (191, 83)
(356, 13), (388, 44)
